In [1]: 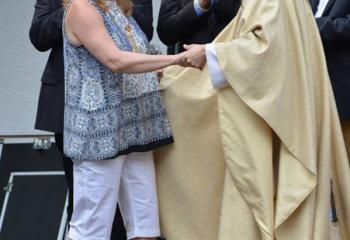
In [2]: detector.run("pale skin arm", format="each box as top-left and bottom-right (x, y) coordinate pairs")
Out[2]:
(65, 0), (187, 74)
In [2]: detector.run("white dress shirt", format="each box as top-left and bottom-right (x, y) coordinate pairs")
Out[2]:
(315, 0), (330, 17)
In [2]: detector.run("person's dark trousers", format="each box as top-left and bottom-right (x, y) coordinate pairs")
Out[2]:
(54, 133), (74, 224)
(111, 207), (127, 240)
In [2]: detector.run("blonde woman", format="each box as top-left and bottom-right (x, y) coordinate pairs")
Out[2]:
(62, 0), (187, 239)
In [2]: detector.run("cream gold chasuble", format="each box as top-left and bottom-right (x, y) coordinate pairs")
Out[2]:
(154, 0), (350, 239)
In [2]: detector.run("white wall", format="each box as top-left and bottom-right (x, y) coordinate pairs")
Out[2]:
(0, 0), (49, 136)
(0, 0), (165, 136)
(151, 0), (167, 53)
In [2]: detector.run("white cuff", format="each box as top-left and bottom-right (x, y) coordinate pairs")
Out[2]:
(205, 44), (229, 89)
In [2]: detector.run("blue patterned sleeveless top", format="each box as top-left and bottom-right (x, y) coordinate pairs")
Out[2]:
(63, 1), (173, 161)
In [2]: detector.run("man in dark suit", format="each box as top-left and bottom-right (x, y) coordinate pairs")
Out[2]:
(133, 0), (154, 41)
(29, 0), (153, 239)
(157, 0), (240, 53)
(310, 0), (350, 159)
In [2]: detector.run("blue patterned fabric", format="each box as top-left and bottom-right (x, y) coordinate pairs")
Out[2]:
(63, 1), (173, 161)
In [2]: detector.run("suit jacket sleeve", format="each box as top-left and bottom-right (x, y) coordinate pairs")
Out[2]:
(29, 0), (64, 52)
(213, 0), (240, 20)
(157, 0), (202, 46)
(316, 15), (350, 43)
(132, 0), (154, 41)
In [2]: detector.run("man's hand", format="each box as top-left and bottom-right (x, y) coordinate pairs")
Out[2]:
(183, 44), (207, 70)
(199, 0), (211, 10)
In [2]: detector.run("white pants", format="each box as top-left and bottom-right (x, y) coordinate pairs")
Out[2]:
(68, 151), (160, 240)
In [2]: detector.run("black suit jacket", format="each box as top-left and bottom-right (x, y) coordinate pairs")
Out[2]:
(311, 0), (350, 119)
(157, 0), (240, 53)
(29, 0), (154, 134)
(133, 0), (153, 41)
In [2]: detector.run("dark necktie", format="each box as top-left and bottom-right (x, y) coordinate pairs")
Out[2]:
(311, 0), (320, 14)
(209, 0), (217, 40)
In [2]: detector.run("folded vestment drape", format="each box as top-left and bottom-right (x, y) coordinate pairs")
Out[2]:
(154, 0), (350, 239)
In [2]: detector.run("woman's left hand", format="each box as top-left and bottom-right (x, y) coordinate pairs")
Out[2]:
(156, 69), (164, 82)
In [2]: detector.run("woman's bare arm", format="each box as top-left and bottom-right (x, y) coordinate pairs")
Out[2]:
(65, 0), (186, 73)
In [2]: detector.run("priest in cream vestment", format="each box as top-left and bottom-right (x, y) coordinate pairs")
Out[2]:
(154, 0), (350, 239)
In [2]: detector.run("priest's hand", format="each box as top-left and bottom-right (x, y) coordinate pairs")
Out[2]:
(183, 44), (207, 70)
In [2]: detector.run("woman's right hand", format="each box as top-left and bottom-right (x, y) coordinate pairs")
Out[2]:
(174, 52), (188, 68)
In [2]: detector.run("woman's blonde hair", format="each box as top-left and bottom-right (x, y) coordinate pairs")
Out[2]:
(63, 0), (133, 15)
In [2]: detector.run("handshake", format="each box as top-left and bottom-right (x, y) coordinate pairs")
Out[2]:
(152, 43), (207, 82)
(175, 44), (207, 70)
